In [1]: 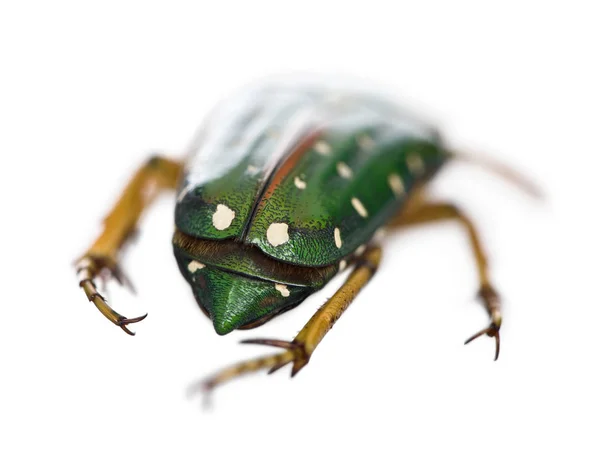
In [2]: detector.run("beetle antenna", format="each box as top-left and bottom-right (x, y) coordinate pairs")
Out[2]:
(449, 149), (543, 200)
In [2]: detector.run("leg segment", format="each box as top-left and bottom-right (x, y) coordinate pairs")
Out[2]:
(201, 246), (382, 392)
(389, 201), (502, 360)
(76, 156), (182, 335)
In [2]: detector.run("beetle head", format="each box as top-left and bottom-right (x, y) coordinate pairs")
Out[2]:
(173, 232), (337, 335)
(176, 256), (313, 335)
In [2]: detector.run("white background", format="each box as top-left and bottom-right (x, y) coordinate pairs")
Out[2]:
(1, 1), (599, 450)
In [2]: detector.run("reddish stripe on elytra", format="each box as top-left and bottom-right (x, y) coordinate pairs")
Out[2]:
(260, 130), (321, 201)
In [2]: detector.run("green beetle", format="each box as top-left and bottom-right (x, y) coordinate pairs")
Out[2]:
(76, 79), (538, 391)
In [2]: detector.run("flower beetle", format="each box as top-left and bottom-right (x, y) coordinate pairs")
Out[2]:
(76, 79), (539, 392)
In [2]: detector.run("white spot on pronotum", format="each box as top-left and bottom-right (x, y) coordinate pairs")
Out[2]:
(267, 223), (289, 246)
(294, 176), (307, 190)
(351, 197), (368, 218)
(212, 204), (235, 231)
(338, 260), (347, 272)
(357, 134), (376, 150)
(246, 165), (260, 176)
(407, 153), (425, 176)
(355, 244), (367, 256)
(334, 227), (342, 249)
(314, 140), (332, 155)
(388, 173), (405, 197)
(187, 260), (206, 273)
(336, 162), (353, 179)
(275, 283), (290, 297)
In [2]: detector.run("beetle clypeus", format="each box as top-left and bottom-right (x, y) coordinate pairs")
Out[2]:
(76, 79), (539, 392)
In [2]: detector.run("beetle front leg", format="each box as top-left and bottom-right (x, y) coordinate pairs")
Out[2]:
(201, 246), (382, 392)
(389, 201), (502, 360)
(76, 255), (145, 335)
(76, 156), (182, 335)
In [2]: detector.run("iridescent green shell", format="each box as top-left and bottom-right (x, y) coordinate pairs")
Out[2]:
(175, 81), (448, 267)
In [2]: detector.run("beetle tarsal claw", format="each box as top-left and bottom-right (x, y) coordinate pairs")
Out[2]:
(76, 255), (146, 335)
(240, 338), (310, 376)
(241, 337), (309, 375)
(117, 313), (148, 335)
(464, 323), (501, 361)
(464, 284), (502, 360)
(240, 338), (298, 350)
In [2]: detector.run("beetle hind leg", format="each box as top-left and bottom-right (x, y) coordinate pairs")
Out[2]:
(198, 246), (382, 394)
(389, 198), (503, 360)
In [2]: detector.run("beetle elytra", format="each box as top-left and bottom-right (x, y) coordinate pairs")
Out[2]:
(76, 79), (539, 392)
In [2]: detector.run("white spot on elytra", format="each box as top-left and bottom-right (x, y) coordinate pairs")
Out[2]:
(407, 153), (425, 176)
(294, 176), (307, 190)
(267, 223), (289, 246)
(314, 140), (332, 155)
(212, 204), (235, 231)
(357, 134), (376, 150)
(334, 227), (342, 249)
(336, 162), (353, 179)
(355, 244), (367, 256)
(351, 197), (368, 218)
(388, 173), (405, 197)
(188, 260), (206, 273)
(339, 260), (347, 272)
(275, 283), (290, 297)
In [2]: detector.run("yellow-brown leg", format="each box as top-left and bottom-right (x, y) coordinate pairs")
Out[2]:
(201, 246), (382, 392)
(389, 199), (502, 360)
(76, 156), (182, 335)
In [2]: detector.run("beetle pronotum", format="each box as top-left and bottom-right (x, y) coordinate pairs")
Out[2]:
(76, 79), (540, 393)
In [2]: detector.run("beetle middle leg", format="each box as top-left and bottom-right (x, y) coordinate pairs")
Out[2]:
(388, 198), (502, 360)
(76, 156), (182, 335)
(201, 246), (382, 392)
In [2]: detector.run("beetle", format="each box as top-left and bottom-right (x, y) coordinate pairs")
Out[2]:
(76, 79), (539, 392)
